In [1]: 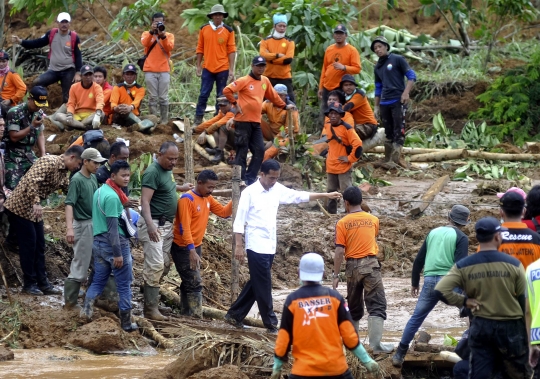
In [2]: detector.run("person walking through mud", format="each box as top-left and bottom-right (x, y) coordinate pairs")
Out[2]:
(271, 253), (379, 379)
(392, 204), (470, 367)
(170, 170), (232, 318)
(224, 159), (342, 333)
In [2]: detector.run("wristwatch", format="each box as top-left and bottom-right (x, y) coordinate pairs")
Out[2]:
(332, 273), (339, 279)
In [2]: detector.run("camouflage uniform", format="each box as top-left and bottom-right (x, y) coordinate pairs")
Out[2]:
(3, 103), (43, 190)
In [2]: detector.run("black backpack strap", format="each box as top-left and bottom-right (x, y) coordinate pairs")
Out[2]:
(532, 217), (540, 232)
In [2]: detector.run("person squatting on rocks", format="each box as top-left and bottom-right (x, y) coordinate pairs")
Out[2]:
(0, 50), (26, 118)
(138, 142), (193, 321)
(224, 159), (341, 333)
(4, 146), (84, 295)
(81, 160), (138, 333)
(332, 186), (393, 354)
(110, 64), (156, 133)
(194, 4), (236, 125)
(392, 204), (471, 367)
(271, 253), (379, 379)
(372, 35), (416, 168)
(223, 56), (295, 185)
(435, 217), (530, 378)
(12, 12), (82, 103)
(171, 170), (232, 318)
(63, 148), (107, 312)
(322, 102), (362, 214)
(340, 74), (378, 142)
(259, 14), (296, 102)
(141, 12), (174, 125)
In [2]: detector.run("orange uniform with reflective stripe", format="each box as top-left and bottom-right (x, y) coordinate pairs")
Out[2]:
(322, 120), (363, 174)
(274, 283), (360, 376)
(346, 90), (377, 125)
(261, 100), (299, 137)
(336, 211), (379, 259)
(259, 37), (295, 79)
(110, 84), (146, 116)
(141, 32), (174, 73)
(67, 82), (104, 115)
(319, 44), (361, 91)
(196, 24), (236, 74)
(0, 71), (26, 105)
(194, 110), (235, 134)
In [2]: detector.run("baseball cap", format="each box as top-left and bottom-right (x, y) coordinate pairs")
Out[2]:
(497, 187), (527, 199)
(29, 86), (49, 107)
(499, 191), (525, 211)
(217, 96), (229, 105)
(252, 56), (267, 66)
(324, 102), (345, 116)
(81, 148), (107, 163)
(299, 253), (324, 282)
(80, 65), (94, 76)
(0, 50), (9, 60)
(123, 64), (138, 74)
(57, 12), (71, 22)
(333, 24), (348, 34)
(448, 204), (470, 226)
(475, 217), (508, 242)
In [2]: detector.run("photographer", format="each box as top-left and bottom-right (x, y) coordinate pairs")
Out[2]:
(140, 12), (174, 126)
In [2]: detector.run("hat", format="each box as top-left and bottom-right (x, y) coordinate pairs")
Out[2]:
(371, 35), (391, 52)
(81, 148), (107, 163)
(80, 65), (94, 75)
(123, 64), (137, 74)
(324, 102), (345, 116)
(274, 84), (288, 95)
(299, 253), (324, 282)
(217, 96), (229, 105)
(475, 217), (508, 242)
(448, 204), (470, 226)
(273, 14), (288, 25)
(340, 74), (358, 87)
(29, 86), (48, 107)
(333, 24), (348, 34)
(252, 56), (267, 66)
(0, 50), (9, 60)
(207, 4), (228, 18)
(500, 191), (525, 211)
(57, 12), (71, 22)
(497, 186), (527, 200)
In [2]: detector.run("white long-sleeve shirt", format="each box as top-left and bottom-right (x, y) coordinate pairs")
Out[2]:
(233, 179), (310, 255)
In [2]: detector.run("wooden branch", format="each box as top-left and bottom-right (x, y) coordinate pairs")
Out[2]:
(172, 164), (229, 175)
(184, 118), (194, 184)
(212, 189), (232, 197)
(134, 317), (173, 349)
(287, 110), (295, 164)
(231, 165), (241, 303)
(467, 151), (540, 161)
(409, 149), (468, 162)
(410, 175), (450, 216)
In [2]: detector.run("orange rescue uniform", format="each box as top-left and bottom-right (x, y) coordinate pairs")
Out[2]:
(319, 44), (361, 91)
(0, 71), (26, 105)
(259, 37), (295, 79)
(260, 100), (299, 140)
(499, 221), (540, 269)
(193, 110), (235, 134)
(345, 90), (377, 125)
(67, 82), (104, 115)
(140, 32), (174, 72)
(110, 84), (146, 116)
(173, 190), (233, 249)
(101, 82), (114, 120)
(323, 121), (363, 174)
(335, 211), (379, 259)
(324, 112), (354, 130)
(196, 24), (236, 74)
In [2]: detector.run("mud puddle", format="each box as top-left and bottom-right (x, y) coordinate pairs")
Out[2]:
(0, 348), (177, 378)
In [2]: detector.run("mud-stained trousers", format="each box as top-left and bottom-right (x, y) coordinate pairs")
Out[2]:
(137, 217), (173, 286)
(380, 101), (405, 146)
(346, 256), (387, 321)
(170, 243), (203, 295)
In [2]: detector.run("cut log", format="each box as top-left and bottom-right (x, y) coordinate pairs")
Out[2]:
(367, 146), (441, 155)
(211, 189), (232, 197)
(414, 342), (455, 353)
(172, 164), (228, 175)
(410, 175), (450, 216)
(184, 118), (194, 184)
(467, 151), (540, 161)
(403, 351), (459, 368)
(361, 128), (386, 152)
(409, 149), (468, 162)
(134, 317), (174, 349)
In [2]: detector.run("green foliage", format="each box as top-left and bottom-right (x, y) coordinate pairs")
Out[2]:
(352, 167), (392, 187)
(129, 152), (153, 195)
(8, 0), (68, 25)
(0, 301), (22, 348)
(453, 161), (533, 182)
(459, 121), (500, 150)
(109, 0), (167, 41)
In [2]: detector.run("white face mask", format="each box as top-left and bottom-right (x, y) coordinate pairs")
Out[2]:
(209, 20), (223, 30)
(272, 30), (286, 39)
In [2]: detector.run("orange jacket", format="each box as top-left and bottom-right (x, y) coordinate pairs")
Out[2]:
(0, 71), (26, 105)
(196, 24), (236, 74)
(336, 212), (379, 259)
(101, 82), (113, 117)
(344, 90), (377, 125)
(67, 82), (104, 115)
(319, 44), (361, 91)
(173, 190), (232, 249)
(323, 120), (362, 174)
(194, 110), (235, 134)
(261, 101), (299, 137)
(259, 37), (295, 79)
(110, 84), (146, 116)
(223, 73), (286, 123)
(141, 31), (174, 73)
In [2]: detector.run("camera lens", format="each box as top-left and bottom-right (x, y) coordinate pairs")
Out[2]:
(157, 22), (165, 32)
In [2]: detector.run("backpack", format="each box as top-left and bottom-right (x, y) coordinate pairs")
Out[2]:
(48, 28), (77, 62)
(82, 130), (104, 149)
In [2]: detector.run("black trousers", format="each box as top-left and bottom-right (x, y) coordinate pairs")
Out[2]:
(469, 317), (531, 379)
(33, 68), (76, 104)
(268, 77), (295, 103)
(380, 101), (405, 145)
(290, 370), (353, 379)
(227, 249), (277, 328)
(233, 122), (264, 185)
(170, 243), (202, 294)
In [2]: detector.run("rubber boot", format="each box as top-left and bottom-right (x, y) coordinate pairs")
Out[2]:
(187, 292), (203, 319)
(327, 198), (338, 214)
(80, 297), (95, 321)
(148, 104), (158, 117)
(133, 119), (155, 133)
(119, 310), (139, 333)
(194, 115), (203, 126)
(179, 290), (192, 316)
(143, 284), (168, 321)
(392, 342), (409, 368)
(391, 143), (408, 168)
(160, 105), (169, 125)
(49, 117), (66, 132)
(211, 149), (223, 164)
(63, 279), (82, 312)
(368, 316), (394, 353)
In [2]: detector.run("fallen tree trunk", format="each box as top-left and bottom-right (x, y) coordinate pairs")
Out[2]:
(467, 151), (540, 161)
(367, 146), (441, 155)
(361, 128), (386, 152)
(211, 189), (232, 197)
(173, 164), (228, 175)
(410, 175), (450, 216)
(134, 317), (174, 349)
(409, 149), (468, 162)
(414, 342), (456, 353)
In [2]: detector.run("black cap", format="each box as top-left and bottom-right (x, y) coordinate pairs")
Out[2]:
(29, 86), (49, 107)
(123, 64), (138, 74)
(324, 102), (345, 116)
(500, 191), (525, 211)
(475, 217), (508, 242)
(252, 56), (267, 66)
(0, 50), (9, 60)
(340, 74), (358, 87)
(217, 96), (229, 105)
(333, 24), (348, 34)
(80, 65), (94, 75)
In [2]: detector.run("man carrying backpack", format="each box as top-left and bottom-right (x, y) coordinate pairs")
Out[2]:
(12, 12), (82, 104)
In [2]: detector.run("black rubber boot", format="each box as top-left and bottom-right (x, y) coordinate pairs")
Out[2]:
(392, 342), (409, 367)
(211, 149), (223, 164)
(327, 199), (338, 214)
(187, 292), (203, 318)
(205, 147), (218, 155)
(194, 115), (203, 126)
(179, 290), (192, 316)
(119, 310), (139, 333)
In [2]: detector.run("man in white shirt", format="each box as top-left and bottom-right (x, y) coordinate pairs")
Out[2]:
(224, 159), (341, 333)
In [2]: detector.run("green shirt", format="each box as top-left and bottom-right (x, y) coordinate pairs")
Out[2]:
(92, 184), (125, 237)
(141, 161), (177, 222)
(65, 172), (98, 220)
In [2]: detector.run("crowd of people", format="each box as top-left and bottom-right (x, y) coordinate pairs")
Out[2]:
(2, 5), (540, 379)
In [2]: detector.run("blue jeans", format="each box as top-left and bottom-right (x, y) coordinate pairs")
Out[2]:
(85, 240), (133, 311)
(196, 68), (229, 116)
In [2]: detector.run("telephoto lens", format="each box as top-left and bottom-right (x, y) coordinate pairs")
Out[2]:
(157, 22), (165, 32)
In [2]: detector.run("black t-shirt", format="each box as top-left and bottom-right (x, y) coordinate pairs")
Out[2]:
(374, 53), (412, 102)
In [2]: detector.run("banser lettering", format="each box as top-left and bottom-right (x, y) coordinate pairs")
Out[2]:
(468, 271), (510, 280)
(298, 297), (332, 308)
(344, 219), (373, 230)
(501, 231), (533, 241)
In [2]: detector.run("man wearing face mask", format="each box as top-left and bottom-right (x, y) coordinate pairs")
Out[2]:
(259, 14), (296, 102)
(0, 51), (26, 117)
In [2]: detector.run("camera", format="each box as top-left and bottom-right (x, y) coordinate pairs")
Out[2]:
(156, 22), (165, 32)
(35, 109), (44, 122)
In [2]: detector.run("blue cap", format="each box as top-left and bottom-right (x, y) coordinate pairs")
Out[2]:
(475, 217), (508, 242)
(273, 14), (288, 25)
(252, 56), (267, 66)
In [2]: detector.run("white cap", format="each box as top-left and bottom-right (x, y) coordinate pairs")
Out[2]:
(299, 253), (324, 282)
(57, 12), (71, 22)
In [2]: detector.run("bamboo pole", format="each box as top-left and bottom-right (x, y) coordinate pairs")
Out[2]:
(409, 149), (469, 162)
(287, 110), (295, 164)
(410, 175), (450, 216)
(184, 118), (194, 185)
(231, 165), (242, 303)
